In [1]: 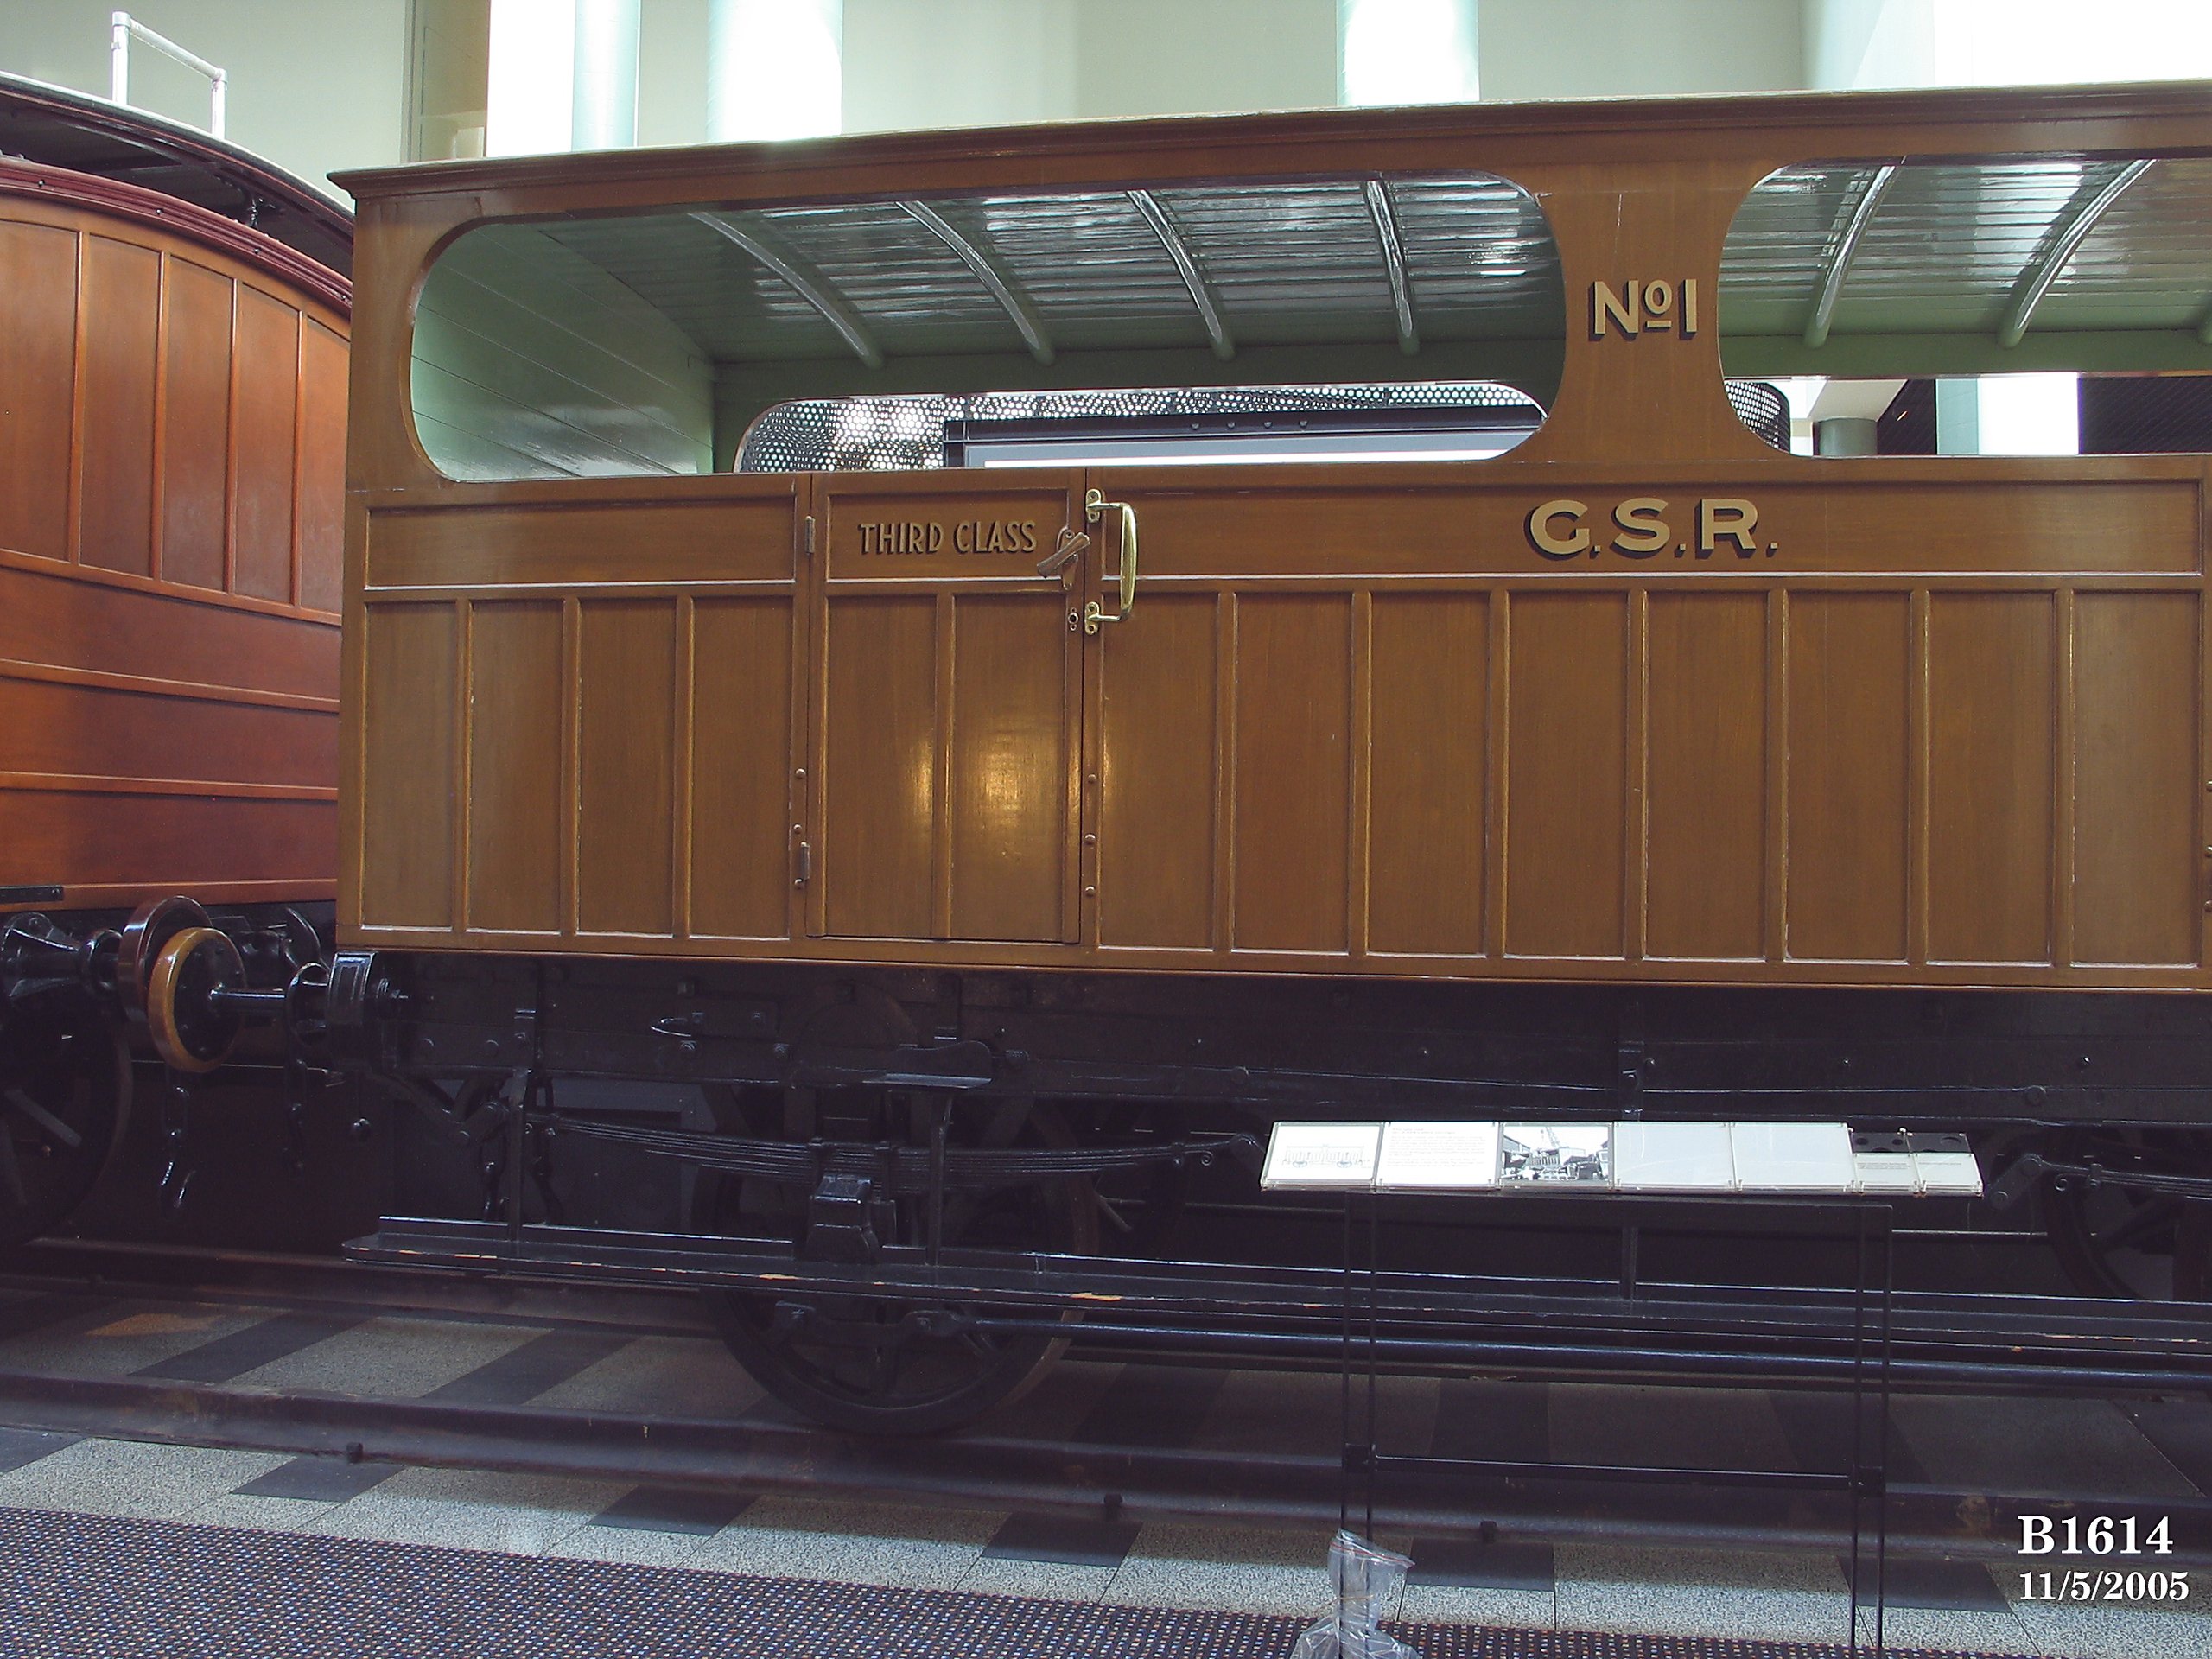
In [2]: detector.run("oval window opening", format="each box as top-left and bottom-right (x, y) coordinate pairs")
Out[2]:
(410, 173), (1570, 480)
(1720, 155), (2212, 456)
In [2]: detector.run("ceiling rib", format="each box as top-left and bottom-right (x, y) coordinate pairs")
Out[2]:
(1127, 188), (1236, 360)
(690, 210), (885, 370)
(1802, 161), (1899, 349)
(1997, 158), (2158, 350)
(1363, 180), (1420, 356)
(899, 201), (1055, 365)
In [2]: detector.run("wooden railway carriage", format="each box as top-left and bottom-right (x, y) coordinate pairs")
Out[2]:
(0, 75), (348, 1243)
(321, 82), (2212, 1431)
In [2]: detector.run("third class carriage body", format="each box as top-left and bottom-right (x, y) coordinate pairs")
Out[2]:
(327, 82), (2212, 1430)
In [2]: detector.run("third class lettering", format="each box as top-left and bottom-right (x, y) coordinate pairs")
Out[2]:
(857, 519), (1040, 555)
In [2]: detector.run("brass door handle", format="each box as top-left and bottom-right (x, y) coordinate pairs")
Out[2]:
(1081, 488), (1138, 635)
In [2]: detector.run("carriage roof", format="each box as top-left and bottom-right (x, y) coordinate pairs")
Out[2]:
(340, 81), (2212, 391)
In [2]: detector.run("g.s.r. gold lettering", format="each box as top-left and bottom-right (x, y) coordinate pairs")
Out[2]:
(856, 520), (1039, 555)
(1525, 498), (1774, 561)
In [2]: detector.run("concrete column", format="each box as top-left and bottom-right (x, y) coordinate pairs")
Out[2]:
(573, 0), (641, 149)
(1814, 416), (1879, 456)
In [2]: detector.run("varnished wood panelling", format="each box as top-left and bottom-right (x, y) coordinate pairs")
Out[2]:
(1786, 594), (1910, 962)
(1097, 594), (1217, 950)
(466, 602), (563, 933)
(577, 600), (677, 933)
(160, 258), (233, 592)
(359, 604), (457, 928)
(822, 597), (936, 938)
(299, 319), (347, 612)
(1109, 480), (2199, 580)
(1367, 593), (1485, 956)
(690, 597), (794, 938)
(78, 236), (159, 576)
(367, 500), (794, 589)
(1505, 594), (1628, 959)
(1233, 595), (1351, 954)
(232, 287), (301, 603)
(0, 559), (337, 699)
(1647, 593), (1766, 960)
(948, 594), (1071, 942)
(1927, 594), (2056, 964)
(2074, 593), (2199, 966)
(0, 791), (334, 891)
(1819, 484), (2197, 575)
(0, 677), (328, 787)
(0, 220), (76, 563)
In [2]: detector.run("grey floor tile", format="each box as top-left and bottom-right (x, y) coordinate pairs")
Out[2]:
(686, 1494), (999, 1590)
(1848, 1553), (2010, 1610)
(1398, 1582), (1555, 1629)
(1550, 1382), (1798, 1475)
(1407, 1535), (1553, 1590)
(1891, 1395), (2199, 1499)
(137, 1310), (367, 1384)
(302, 1465), (625, 1556)
(1431, 1377), (1549, 1462)
(184, 1491), (334, 1533)
(2011, 1598), (2212, 1659)
(2120, 1397), (2212, 1494)
(420, 1329), (630, 1407)
(234, 1455), (402, 1503)
(1554, 1544), (1853, 1644)
(224, 1314), (542, 1398)
(959, 1555), (1116, 1604)
(1195, 1368), (1435, 1464)
(974, 1357), (1123, 1444)
(984, 1510), (1140, 1567)
(0, 1437), (285, 1520)
(0, 1291), (105, 1344)
(1101, 1519), (1339, 1618)
(1068, 1363), (1227, 1451)
(1866, 1602), (2038, 1657)
(1766, 1389), (1929, 1484)
(0, 1426), (76, 1476)
(589, 1484), (754, 1535)
(526, 1334), (761, 1418)
(543, 1521), (715, 1571)
(0, 1302), (268, 1379)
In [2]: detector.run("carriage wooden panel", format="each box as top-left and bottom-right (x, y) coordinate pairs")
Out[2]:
(0, 167), (346, 906)
(334, 87), (2212, 990)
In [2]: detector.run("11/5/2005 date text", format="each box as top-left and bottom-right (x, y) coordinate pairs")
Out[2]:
(2018, 1570), (2190, 1603)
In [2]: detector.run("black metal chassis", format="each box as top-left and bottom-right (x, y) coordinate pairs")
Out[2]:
(334, 949), (2212, 1392)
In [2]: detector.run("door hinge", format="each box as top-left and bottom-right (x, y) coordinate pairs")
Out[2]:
(793, 838), (812, 888)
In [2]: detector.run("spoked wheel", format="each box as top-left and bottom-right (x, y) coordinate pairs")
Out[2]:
(2044, 1127), (2212, 1300)
(0, 1015), (130, 1248)
(693, 1087), (1099, 1435)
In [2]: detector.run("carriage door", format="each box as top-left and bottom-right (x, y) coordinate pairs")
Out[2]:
(806, 474), (1089, 945)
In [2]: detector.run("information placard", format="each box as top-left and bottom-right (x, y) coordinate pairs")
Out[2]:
(1260, 1122), (1382, 1190)
(1374, 1122), (1501, 1192)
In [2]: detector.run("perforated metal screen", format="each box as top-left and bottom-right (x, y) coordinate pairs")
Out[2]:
(734, 380), (1788, 470)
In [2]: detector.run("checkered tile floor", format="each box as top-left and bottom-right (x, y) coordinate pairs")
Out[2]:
(0, 1285), (2202, 1657)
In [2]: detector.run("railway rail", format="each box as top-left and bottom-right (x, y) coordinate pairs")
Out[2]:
(3, 1236), (2208, 1569)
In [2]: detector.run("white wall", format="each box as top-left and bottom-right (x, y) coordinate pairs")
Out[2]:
(842, 0), (1335, 135)
(1475, 0), (1805, 99)
(0, 0), (409, 195)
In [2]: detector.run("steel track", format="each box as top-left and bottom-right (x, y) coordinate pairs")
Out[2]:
(0, 1236), (2206, 1566)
